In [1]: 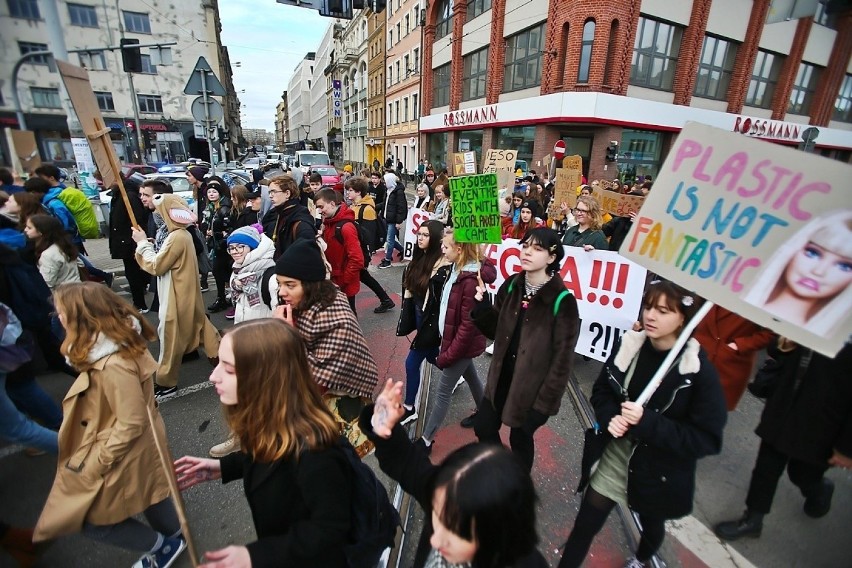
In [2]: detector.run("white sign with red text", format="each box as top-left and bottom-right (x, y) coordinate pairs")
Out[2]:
(403, 207), (433, 260)
(483, 240), (647, 362)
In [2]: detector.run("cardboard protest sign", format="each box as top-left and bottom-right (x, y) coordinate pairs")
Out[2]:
(450, 173), (502, 244)
(452, 151), (477, 176)
(482, 148), (517, 173)
(620, 122), (852, 357)
(483, 240), (647, 361)
(402, 207), (433, 260)
(554, 155), (584, 208)
(592, 186), (644, 217)
(5, 128), (41, 174)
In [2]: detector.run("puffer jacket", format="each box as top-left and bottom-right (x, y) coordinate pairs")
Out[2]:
(321, 204), (363, 297)
(436, 260), (496, 369)
(229, 235), (276, 323)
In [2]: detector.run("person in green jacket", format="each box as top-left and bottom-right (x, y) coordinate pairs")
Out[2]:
(561, 196), (608, 250)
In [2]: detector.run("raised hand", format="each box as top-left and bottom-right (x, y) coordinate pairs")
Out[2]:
(174, 455), (222, 491)
(371, 379), (405, 439)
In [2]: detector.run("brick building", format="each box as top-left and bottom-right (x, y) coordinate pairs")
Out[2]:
(419, 0), (852, 184)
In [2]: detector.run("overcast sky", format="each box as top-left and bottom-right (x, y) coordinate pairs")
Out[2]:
(219, 1), (330, 133)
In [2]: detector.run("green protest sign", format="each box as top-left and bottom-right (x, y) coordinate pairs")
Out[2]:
(450, 173), (501, 244)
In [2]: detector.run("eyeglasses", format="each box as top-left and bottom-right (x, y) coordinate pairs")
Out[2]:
(227, 244), (248, 253)
(268, 189), (286, 195)
(573, 208), (590, 214)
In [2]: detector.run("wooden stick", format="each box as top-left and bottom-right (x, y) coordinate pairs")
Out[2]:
(146, 406), (200, 567)
(92, 116), (139, 229)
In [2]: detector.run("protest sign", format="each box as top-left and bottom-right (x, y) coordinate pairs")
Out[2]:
(482, 148), (517, 173)
(554, 155), (584, 208)
(592, 186), (644, 217)
(402, 207), (433, 260)
(452, 151), (477, 176)
(620, 122), (852, 357)
(450, 173), (502, 244)
(483, 240), (647, 361)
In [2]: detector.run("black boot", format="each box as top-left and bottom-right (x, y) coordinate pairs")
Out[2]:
(208, 298), (228, 312)
(714, 510), (763, 541)
(803, 478), (834, 518)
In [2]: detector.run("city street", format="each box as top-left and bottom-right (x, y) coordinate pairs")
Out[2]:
(1, 231), (849, 567)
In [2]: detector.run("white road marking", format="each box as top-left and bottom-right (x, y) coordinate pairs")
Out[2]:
(667, 515), (758, 568)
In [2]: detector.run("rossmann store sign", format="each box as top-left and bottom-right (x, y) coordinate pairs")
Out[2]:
(733, 116), (803, 141)
(443, 105), (498, 127)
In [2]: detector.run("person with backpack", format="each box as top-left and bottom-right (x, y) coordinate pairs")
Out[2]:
(378, 171), (408, 269)
(314, 188), (364, 314)
(34, 165), (99, 242)
(175, 319), (355, 568)
(261, 175), (316, 261)
(345, 178), (395, 314)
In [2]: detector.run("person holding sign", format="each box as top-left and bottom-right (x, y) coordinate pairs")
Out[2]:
(34, 283), (185, 568)
(471, 228), (580, 472)
(561, 196), (608, 251)
(559, 280), (726, 568)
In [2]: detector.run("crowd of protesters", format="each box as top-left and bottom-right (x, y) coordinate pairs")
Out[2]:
(0, 158), (849, 568)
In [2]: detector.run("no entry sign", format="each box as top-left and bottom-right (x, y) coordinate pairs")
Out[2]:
(554, 140), (566, 160)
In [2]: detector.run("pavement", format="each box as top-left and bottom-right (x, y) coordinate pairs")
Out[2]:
(2, 204), (850, 566)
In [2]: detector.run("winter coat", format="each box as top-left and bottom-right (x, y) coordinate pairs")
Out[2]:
(219, 445), (351, 568)
(602, 215), (632, 252)
(413, 195), (430, 210)
(232, 206), (260, 231)
(108, 182), (149, 259)
(359, 406), (549, 568)
(436, 261), (496, 369)
(41, 187), (81, 245)
(34, 347), (170, 541)
(262, 199), (317, 260)
(229, 235), (276, 323)
(409, 259), (451, 350)
(562, 225), (608, 250)
(755, 342), (852, 466)
(472, 273), (579, 427)
(295, 290), (379, 399)
(37, 244), (81, 289)
(321, 204), (363, 297)
(580, 331), (727, 520)
(369, 181), (387, 215)
(693, 306), (773, 410)
(384, 184), (408, 225)
(202, 197), (233, 252)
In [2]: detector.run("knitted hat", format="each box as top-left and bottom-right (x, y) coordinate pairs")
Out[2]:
(521, 200), (540, 218)
(343, 164), (353, 172)
(275, 238), (326, 282)
(188, 166), (209, 180)
(227, 226), (261, 250)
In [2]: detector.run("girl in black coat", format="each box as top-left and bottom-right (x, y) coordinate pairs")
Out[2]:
(559, 280), (727, 568)
(202, 179), (234, 312)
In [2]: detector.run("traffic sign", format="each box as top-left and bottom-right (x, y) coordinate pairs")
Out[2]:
(553, 140), (566, 160)
(183, 57), (226, 96)
(191, 96), (223, 125)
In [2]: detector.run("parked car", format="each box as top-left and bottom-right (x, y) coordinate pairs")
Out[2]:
(265, 153), (283, 170)
(142, 172), (196, 208)
(219, 170), (252, 188)
(242, 157), (261, 174)
(309, 165), (341, 187)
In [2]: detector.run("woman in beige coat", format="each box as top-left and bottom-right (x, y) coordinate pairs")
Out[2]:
(34, 282), (186, 568)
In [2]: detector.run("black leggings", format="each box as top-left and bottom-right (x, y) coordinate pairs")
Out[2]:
(558, 488), (665, 568)
(212, 251), (233, 301)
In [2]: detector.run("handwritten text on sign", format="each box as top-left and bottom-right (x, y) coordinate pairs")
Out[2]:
(483, 240), (647, 361)
(403, 207), (432, 260)
(620, 122), (852, 357)
(450, 173), (502, 244)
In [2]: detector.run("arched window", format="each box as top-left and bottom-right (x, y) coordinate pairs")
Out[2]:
(578, 19), (595, 83)
(436, 0), (453, 40)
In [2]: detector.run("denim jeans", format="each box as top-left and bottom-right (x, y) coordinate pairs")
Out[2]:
(404, 303), (438, 406)
(6, 376), (63, 429)
(384, 223), (403, 261)
(0, 373), (59, 453)
(422, 358), (483, 442)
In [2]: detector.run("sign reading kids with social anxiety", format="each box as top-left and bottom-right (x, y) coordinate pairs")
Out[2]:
(620, 122), (852, 357)
(450, 173), (502, 244)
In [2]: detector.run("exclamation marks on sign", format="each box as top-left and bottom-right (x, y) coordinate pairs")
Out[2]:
(586, 260), (629, 309)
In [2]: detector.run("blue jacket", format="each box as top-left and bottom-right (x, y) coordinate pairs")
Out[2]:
(42, 187), (81, 245)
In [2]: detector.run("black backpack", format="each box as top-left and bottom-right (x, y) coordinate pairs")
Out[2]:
(337, 437), (401, 568)
(335, 219), (373, 269)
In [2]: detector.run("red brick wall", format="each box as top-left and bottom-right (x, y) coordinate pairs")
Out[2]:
(770, 17), (812, 120)
(588, 125), (625, 183)
(486, 0), (507, 104)
(726, 0), (772, 113)
(671, 0), (712, 106)
(810, 12), (852, 126)
(448, 1), (468, 110)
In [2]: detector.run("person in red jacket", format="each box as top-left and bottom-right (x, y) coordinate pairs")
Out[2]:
(314, 188), (363, 314)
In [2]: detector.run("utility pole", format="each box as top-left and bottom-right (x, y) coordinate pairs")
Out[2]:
(115, 0), (145, 162)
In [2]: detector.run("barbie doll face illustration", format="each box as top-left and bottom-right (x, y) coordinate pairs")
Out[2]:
(782, 238), (852, 301)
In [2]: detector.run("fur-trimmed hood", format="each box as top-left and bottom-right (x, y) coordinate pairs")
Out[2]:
(83, 317), (143, 364)
(614, 330), (701, 375)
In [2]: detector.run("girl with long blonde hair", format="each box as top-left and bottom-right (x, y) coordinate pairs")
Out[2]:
(175, 319), (353, 567)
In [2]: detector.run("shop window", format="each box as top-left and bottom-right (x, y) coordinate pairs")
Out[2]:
(8, 0), (39, 19)
(433, 63), (451, 107)
(94, 91), (114, 111)
(694, 35), (738, 100)
(436, 0), (453, 40)
(788, 63), (822, 115)
(137, 94), (163, 113)
(577, 20), (595, 83)
(79, 51), (107, 71)
(31, 87), (61, 108)
(745, 50), (783, 109)
(462, 47), (489, 101)
(466, 0), (491, 22)
(140, 54), (157, 75)
(617, 129), (663, 183)
(834, 74), (852, 123)
(429, 132), (448, 172)
(503, 24), (545, 93)
(68, 3), (98, 27)
(19, 41), (51, 66)
(123, 10), (151, 34)
(630, 16), (682, 91)
(496, 126), (535, 167)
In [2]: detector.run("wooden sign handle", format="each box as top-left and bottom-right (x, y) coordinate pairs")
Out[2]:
(89, 117), (139, 229)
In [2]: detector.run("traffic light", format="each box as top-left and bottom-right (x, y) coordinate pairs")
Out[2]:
(120, 38), (143, 73)
(221, 129), (230, 142)
(218, 127), (225, 142)
(605, 142), (618, 162)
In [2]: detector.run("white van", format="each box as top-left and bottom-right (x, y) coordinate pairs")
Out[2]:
(294, 150), (331, 174)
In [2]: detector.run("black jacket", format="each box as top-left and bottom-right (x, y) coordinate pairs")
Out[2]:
(384, 185), (408, 225)
(581, 335), (727, 519)
(369, 181), (387, 215)
(262, 198), (317, 260)
(602, 215), (632, 252)
(359, 406), (548, 568)
(108, 181), (150, 259)
(219, 446), (351, 568)
(756, 342), (852, 465)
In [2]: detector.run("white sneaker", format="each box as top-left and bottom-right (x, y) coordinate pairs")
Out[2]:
(209, 433), (240, 458)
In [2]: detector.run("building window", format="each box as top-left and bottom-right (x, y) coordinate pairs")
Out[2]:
(413, 93), (419, 119)
(8, 0), (39, 19)
(462, 47), (489, 101)
(405, 14), (410, 35)
(78, 51), (107, 70)
(577, 19), (595, 83)
(745, 50), (783, 108)
(433, 63), (451, 107)
(389, 30), (393, 47)
(123, 10), (151, 33)
(395, 61), (401, 84)
(814, 0), (836, 28)
(630, 16), (683, 91)
(466, 0), (491, 22)
(31, 87), (61, 108)
(140, 54), (157, 74)
(68, 3), (98, 27)
(388, 65), (393, 86)
(19, 41), (51, 66)
(395, 100), (400, 123)
(404, 55), (410, 78)
(788, 63), (822, 115)
(403, 98), (409, 121)
(834, 74), (852, 122)
(503, 24), (545, 93)
(618, 129), (664, 182)
(137, 94), (163, 113)
(414, 47), (420, 71)
(94, 91), (114, 111)
(694, 35), (738, 100)
(436, 0), (453, 40)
